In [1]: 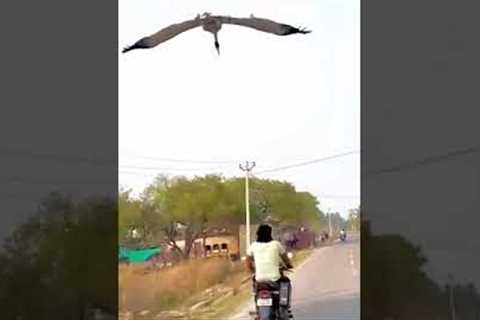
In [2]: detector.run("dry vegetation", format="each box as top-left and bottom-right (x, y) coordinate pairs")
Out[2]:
(119, 257), (247, 314)
(119, 249), (314, 319)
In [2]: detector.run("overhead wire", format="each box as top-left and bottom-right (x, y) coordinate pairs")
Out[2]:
(255, 150), (360, 174)
(119, 164), (227, 171)
(120, 149), (237, 164)
(0, 146), (237, 167)
(366, 144), (480, 176)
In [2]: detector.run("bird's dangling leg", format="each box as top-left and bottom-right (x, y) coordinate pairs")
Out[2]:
(214, 33), (220, 55)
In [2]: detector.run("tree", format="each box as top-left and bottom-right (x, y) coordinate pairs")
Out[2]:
(347, 207), (360, 231)
(0, 192), (117, 319)
(249, 178), (326, 230)
(119, 188), (143, 243)
(163, 175), (230, 258)
(362, 219), (480, 319)
(140, 174), (233, 259)
(140, 175), (180, 252)
(135, 174), (329, 259)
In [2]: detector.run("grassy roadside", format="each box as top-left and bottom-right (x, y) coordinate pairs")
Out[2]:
(200, 248), (314, 320)
(119, 249), (315, 320)
(291, 249), (313, 268)
(119, 257), (238, 314)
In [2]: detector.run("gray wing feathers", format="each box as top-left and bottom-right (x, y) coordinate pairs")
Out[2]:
(219, 16), (310, 35)
(122, 18), (202, 53)
(147, 18), (203, 47)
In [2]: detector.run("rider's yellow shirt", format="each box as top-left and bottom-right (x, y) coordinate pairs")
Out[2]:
(247, 240), (286, 282)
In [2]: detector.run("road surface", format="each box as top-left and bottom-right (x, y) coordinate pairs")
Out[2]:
(230, 234), (360, 320)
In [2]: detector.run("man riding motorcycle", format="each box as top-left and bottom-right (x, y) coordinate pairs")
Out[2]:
(340, 228), (347, 241)
(245, 224), (294, 320)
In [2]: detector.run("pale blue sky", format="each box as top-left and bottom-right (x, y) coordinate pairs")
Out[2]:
(119, 0), (359, 217)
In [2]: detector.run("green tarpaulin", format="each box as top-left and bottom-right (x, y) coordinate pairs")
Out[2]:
(119, 246), (161, 263)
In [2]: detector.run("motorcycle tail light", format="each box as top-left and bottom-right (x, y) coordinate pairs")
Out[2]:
(259, 290), (271, 299)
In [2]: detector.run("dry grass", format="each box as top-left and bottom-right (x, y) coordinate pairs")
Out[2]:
(119, 257), (241, 313)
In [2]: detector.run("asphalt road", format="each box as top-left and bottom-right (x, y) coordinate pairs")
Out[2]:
(231, 234), (360, 320)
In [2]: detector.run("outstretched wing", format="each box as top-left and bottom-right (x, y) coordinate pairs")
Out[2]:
(123, 17), (203, 53)
(219, 16), (311, 36)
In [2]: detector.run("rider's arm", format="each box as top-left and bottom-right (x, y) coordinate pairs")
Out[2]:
(245, 255), (255, 274)
(245, 244), (255, 274)
(277, 241), (293, 269)
(280, 253), (293, 269)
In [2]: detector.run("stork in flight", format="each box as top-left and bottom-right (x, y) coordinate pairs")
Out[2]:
(122, 12), (311, 55)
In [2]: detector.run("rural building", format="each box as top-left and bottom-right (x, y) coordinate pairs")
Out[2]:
(120, 222), (318, 266)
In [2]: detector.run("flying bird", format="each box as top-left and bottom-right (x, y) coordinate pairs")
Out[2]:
(122, 12), (311, 55)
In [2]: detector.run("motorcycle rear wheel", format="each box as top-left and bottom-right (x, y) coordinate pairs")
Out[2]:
(277, 306), (291, 320)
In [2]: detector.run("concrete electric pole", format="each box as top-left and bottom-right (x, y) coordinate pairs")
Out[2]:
(239, 161), (256, 254)
(328, 209), (333, 238)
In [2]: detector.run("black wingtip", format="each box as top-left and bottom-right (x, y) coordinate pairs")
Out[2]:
(281, 25), (312, 36)
(297, 26), (312, 34)
(122, 46), (133, 54)
(121, 38), (151, 54)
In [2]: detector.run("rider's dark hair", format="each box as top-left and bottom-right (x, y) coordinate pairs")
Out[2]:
(256, 224), (273, 243)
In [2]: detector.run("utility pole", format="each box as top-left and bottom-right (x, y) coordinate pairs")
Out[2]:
(448, 274), (457, 320)
(239, 161), (256, 254)
(328, 208), (333, 238)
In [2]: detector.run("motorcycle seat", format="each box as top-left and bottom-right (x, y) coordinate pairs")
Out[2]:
(255, 281), (280, 290)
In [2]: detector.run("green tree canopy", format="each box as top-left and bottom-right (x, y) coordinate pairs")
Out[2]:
(120, 174), (329, 258)
(0, 192), (117, 319)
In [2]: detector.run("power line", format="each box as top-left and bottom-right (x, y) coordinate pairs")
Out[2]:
(0, 147), (116, 166)
(0, 147), (236, 167)
(119, 170), (226, 178)
(119, 171), (158, 178)
(120, 149), (236, 164)
(366, 144), (480, 176)
(119, 164), (227, 171)
(255, 150), (359, 174)
(0, 176), (116, 186)
(316, 194), (360, 199)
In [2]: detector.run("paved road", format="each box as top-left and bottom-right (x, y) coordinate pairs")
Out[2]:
(231, 235), (360, 320)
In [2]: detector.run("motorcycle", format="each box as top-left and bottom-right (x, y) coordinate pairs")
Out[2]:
(340, 233), (347, 242)
(253, 267), (293, 320)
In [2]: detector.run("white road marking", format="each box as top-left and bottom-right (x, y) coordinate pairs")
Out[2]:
(349, 249), (357, 277)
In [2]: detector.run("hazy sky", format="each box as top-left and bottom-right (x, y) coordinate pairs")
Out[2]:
(119, 0), (359, 217)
